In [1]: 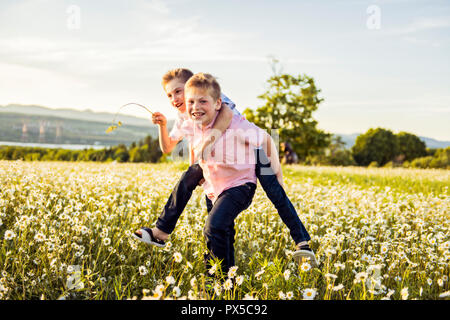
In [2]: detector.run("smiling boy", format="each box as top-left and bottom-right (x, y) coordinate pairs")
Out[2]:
(134, 68), (236, 246)
(182, 73), (318, 272)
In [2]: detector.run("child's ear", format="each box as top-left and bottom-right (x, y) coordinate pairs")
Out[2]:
(215, 98), (222, 110)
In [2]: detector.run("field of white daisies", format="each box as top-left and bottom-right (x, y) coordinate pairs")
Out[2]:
(0, 160), (449, 300)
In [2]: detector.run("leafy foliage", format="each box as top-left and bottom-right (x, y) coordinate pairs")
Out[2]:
(397, 131), (427, 161)
(351, 128), (399, 166)
(406, 147), (450, 169)
(0, 135), (162, 163)
(243, 71), (331, 161)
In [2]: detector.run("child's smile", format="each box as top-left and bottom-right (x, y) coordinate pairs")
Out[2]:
(164, 78), (187, 113)
(185, 88), (221, 127)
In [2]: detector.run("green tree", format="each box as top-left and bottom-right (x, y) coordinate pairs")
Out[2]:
(397, 131), (427, 161)
(113, 144), (129, 162)
(243, 61), (330, 161)
(326, 135), (356, 166)
(351, 128), (399, 166)
(129, 146), (144, 162)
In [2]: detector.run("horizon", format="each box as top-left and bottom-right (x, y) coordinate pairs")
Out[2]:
(0, 0), (449, 141)
(2, 103), (449, 144)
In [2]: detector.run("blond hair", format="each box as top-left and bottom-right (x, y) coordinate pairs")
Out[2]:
(161, 68), (194, 87)
(185, 73), (221, 101)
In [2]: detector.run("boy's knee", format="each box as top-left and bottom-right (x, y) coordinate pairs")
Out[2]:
(203, 221), (227, 239)
(182, 164), (204, 189)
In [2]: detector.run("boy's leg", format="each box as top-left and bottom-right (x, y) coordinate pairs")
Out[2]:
(155, 163), (204, 235)
(255, 147), (311, 245)
(203, 183), (256, 274)
(205, 195), (214, 213)
(228, 222), (236, 268)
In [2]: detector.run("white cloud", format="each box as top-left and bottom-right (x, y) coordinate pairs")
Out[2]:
(384, 17), (450, 35)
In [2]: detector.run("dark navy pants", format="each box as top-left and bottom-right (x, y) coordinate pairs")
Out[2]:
(254, 148), (310, 244)
(155, 163), (205, 234)
(203, 183), (256, 273)
(155, 148), (310, 244)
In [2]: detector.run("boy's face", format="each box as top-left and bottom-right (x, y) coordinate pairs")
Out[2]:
(164, 78), (187, 113)
(185, 87), (221, 127)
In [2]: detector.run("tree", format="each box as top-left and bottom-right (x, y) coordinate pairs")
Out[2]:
(396, 131), (427, 161)
(113, 144), (129, 162)
(326, 135), (356, 166)
(351, 128), (399, 166)
(243, 60), (331, 161)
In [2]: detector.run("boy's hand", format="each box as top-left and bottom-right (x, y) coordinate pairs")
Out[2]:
(152, 112), (167, 126)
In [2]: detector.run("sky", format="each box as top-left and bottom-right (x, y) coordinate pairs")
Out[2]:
(0, 0), (449, 140)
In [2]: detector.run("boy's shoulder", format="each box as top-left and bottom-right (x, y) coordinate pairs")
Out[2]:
(169, 111), (193, 141)
(229, 114), (260, 130)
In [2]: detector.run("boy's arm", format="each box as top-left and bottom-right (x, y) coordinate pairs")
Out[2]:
(261, 132), (284, 188)
(189, 145), (195, 165)
(153, 112), (181, 154)
(193, 104), (233, 160)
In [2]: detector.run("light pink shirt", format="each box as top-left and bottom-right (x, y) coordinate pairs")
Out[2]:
(185, 114), (266, 203)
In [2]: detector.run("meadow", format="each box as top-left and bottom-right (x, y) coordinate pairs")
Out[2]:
(0, 160), (448, 300)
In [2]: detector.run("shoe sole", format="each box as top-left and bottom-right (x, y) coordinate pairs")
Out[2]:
(132, 233), (166, 248)
(293, 250), (319, 268)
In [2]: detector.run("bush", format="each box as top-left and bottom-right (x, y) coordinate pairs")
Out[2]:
(408, 148), (450, 169)
(368, 161), (379, 168)
(352, 128), (399, 166)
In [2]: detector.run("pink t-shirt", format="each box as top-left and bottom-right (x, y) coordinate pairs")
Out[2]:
(185, 114), (266, 203)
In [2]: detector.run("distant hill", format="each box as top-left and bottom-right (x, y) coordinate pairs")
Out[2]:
(336, 133), (450, 149)
(0, 104), (172, 146)
(0, 104), (155, 127)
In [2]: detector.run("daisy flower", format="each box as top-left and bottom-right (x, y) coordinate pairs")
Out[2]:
(214, 282), (222, 296)
(303, 288), (317, 300)
(223, 279), (233, 291)
(208, 264), (217, 276)
(235, 275), (244, 286)
(228, 266), (238, 278)
(401, 287), (409, 300)
(300, 262), (311, 272)
(102, 237), (111, 246)
(172, 286), (181, 297)
(283, 269), (291, 280)
(333, 284), (344, 291)
(138, 266), (148, 276)
(173, 252), (182, 263)
(4, 230), (16, 240)
(34, 232), (45, 242)
(166, 275), (175, 285)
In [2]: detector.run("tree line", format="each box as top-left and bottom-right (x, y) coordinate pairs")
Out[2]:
(0, 135), (162, 163)
(308, 128), (449, 169)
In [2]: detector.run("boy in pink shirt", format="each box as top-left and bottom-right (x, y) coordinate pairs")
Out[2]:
(184, 73), (315, 273)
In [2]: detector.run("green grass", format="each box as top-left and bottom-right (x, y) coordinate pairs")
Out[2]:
(0, 161), (448, 300)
